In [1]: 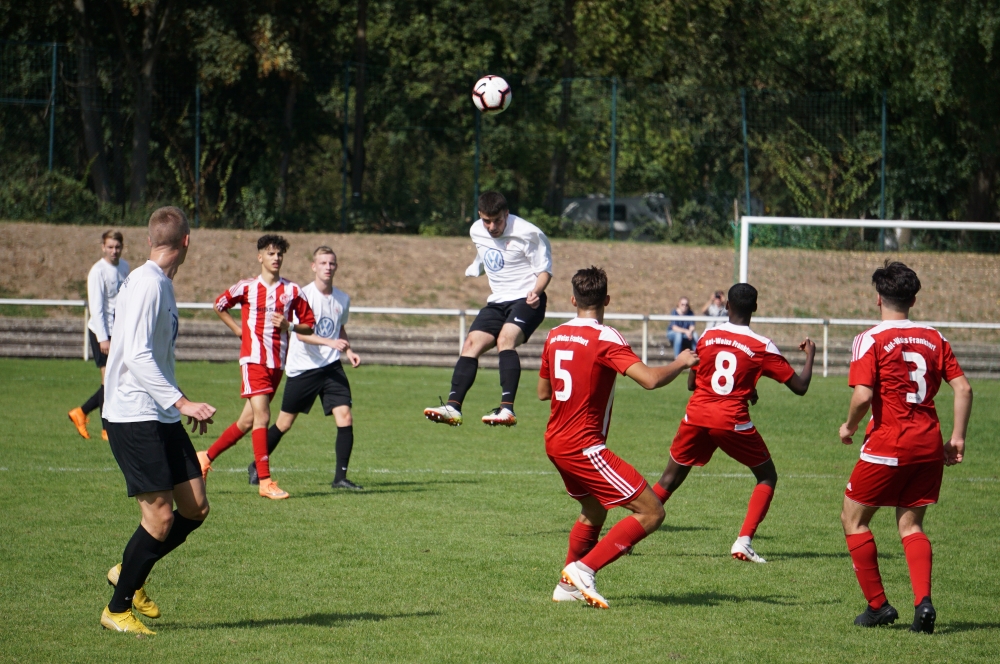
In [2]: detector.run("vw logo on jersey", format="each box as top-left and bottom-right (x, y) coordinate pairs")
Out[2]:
(315, 316), (335, 338)
(484, 248), (505, 272)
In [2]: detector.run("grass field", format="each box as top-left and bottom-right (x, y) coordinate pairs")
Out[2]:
(1, 358), (998, 663)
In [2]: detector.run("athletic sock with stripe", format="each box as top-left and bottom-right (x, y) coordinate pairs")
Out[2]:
(447, 356), (478, 410)
(498, 350), (520, 412)
(579, 516), (648, 573)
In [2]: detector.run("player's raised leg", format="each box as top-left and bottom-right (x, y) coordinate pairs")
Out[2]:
(483, 323), (526, 426)
(425, 331), (495, 426)
(199, 400), (253, 479)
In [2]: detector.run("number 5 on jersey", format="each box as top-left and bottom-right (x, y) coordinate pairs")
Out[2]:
(554, 350), (573, 401)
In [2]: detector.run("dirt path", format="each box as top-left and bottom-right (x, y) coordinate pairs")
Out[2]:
(1, 222), (996, 325)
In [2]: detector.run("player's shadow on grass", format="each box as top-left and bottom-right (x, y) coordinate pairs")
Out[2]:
(657, 524), (713, 533)
(183, 610), (440, 630)
(637, 592), (799, 607)
(936, 621), (1000, 634)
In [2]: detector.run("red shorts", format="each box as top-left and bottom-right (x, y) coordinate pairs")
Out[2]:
(845, 459), (944, 508)
(548, 444), (647, 509)
(670, 421), (771, 468)
(240, 363), (283, 398)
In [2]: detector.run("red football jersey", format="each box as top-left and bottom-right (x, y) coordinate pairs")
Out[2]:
(215, 277), (315, 369)
(684, 322), (795, 430)
(849, 320), (963, 465)
(539, 318), (642, 455)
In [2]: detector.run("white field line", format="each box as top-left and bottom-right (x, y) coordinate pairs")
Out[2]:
(2, 466), (997, 483)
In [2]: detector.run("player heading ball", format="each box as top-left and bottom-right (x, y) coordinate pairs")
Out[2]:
(424, 191), (553, 427)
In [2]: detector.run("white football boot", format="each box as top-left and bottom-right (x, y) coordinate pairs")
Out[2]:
(482, 407), (517, 427)
(560, 562), (609, 609)
(552, 582), (584, 603)
(423, 400), (463, 426)
(731, 536), (767, 563)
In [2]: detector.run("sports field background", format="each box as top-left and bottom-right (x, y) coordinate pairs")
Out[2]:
(1, 358), (998, 662)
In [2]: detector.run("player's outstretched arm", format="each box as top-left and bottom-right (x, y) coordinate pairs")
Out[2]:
(944, 375), (973, 465)
(838, 385), (873, 445)
(784, 338), (816, 396)
(215, 309), (242, 338)
(625, 349), (699, 390)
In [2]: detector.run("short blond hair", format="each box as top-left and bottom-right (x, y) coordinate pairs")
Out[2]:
(313, 245), (336, 258)
(148, 206), (190, 248)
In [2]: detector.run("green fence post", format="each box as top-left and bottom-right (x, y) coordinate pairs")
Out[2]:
(740, 88), (750, 216)
(194, 83), (200, 228)
(879, 89), (887, 250)
(609, 77), (618, 240)
(474, 107), (481, 214)
(46, 42), (57, 216)
(341, 63), (350, 232)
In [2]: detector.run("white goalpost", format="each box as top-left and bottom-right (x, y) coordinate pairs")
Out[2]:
(739, 216), (1000, 284)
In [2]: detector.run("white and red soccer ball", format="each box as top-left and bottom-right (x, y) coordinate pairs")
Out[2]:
(472, 75), (512, 114)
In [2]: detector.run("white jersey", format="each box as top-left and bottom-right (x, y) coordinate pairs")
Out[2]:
(87, 258), (130, 342)
(465, 214), (552, 303)
(285, 282), (351, 377)
(103, 261), (183, 423)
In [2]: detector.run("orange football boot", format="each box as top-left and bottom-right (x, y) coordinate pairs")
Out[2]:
(68, 407), (90, 439)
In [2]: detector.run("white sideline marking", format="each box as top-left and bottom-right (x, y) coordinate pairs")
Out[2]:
(0, 467), (997, 483)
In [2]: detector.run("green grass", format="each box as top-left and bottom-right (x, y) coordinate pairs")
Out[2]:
(1, 358), (998, 663)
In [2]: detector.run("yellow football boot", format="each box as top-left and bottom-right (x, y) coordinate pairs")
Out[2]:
(107, 563), (161, 619)
(100, 606), (155, 635)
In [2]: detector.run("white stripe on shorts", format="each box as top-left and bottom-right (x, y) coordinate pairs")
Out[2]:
(583, 445), (635, 497)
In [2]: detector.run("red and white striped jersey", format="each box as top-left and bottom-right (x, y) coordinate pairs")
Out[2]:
(849, 319), (964, 465)
(215, 277), (315, 369)
(539, 317), (642, 456)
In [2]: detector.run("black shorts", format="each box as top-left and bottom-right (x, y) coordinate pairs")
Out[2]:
(468, 294), (547, 342)
(89, 330), (108, 368)
(105, 420), (202, 497)
(280, 360), (352, 416)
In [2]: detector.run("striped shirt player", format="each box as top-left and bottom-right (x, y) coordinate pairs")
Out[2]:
(653, 284), (815, 565)
(538, 266), (697, 610)
(838, 261), (972, 632)
(214, 276), (315, 397)
(201, 234), (316, 501)
(424, 191), (553, 428)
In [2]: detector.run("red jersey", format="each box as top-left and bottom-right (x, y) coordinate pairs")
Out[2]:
(215, 277), (315, 369)
(539, 318), (642, 455)
(684, 323), (795, 431)
(849, 320), (963, 466)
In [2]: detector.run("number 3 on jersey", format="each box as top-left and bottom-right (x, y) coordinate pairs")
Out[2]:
(903, 351), (927, 404)
(554, 350), (573, 401)
(711, 350), (737, 395)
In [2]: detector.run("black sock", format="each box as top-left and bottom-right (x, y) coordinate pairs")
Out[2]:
(81, 386), (102, 415)
(498, 350), (521, 412)
(158, 511), (204, 558)
(266, 425), (285, 455)
(97, 388), (104, 419)
(109, 525), (163, 613)
(334, 425), (354, 482)
(448, 356), (478, 409)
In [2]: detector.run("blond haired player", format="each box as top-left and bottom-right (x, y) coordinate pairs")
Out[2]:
(100, 207), (216, 635)
(68, 230), (129, 441)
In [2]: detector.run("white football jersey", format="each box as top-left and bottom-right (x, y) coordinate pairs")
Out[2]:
(465, 214), (552, 303)
(87, 258), (130, 342)
(284, 282), (351, 377)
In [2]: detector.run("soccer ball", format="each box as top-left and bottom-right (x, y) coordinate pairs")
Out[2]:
(472, 75), (512, 114)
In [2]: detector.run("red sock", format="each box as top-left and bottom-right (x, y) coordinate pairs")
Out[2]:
(846, 531), (887, 609)
(252, 428), (270, 481)
(739, 483), (774, 538)
(579, 516), (648, 573)
(565, 521), (601, 565)
(651, 482), (672, 504)
(902, 532), (932, 606)
(206, 423), (247, 460)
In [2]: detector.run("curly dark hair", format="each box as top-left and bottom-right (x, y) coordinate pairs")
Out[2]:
(872, 260), (920, 309)
(257, 234), (289, 253)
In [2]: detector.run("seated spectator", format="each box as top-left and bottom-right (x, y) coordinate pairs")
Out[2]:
(667, 296), (698, 356)
(701, 290), (727, 331)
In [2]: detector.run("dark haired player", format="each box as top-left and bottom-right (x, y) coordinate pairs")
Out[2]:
(197, 234), (315, 500)
(839, 261), (972, 633)
(652, 283), (815, 564)
(424, 191), (552, 427)
(540, 267), (698, 609)
(247, 246), (364, 491)
(68, 229), (129, 441)
(100, 207), (215, 634)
